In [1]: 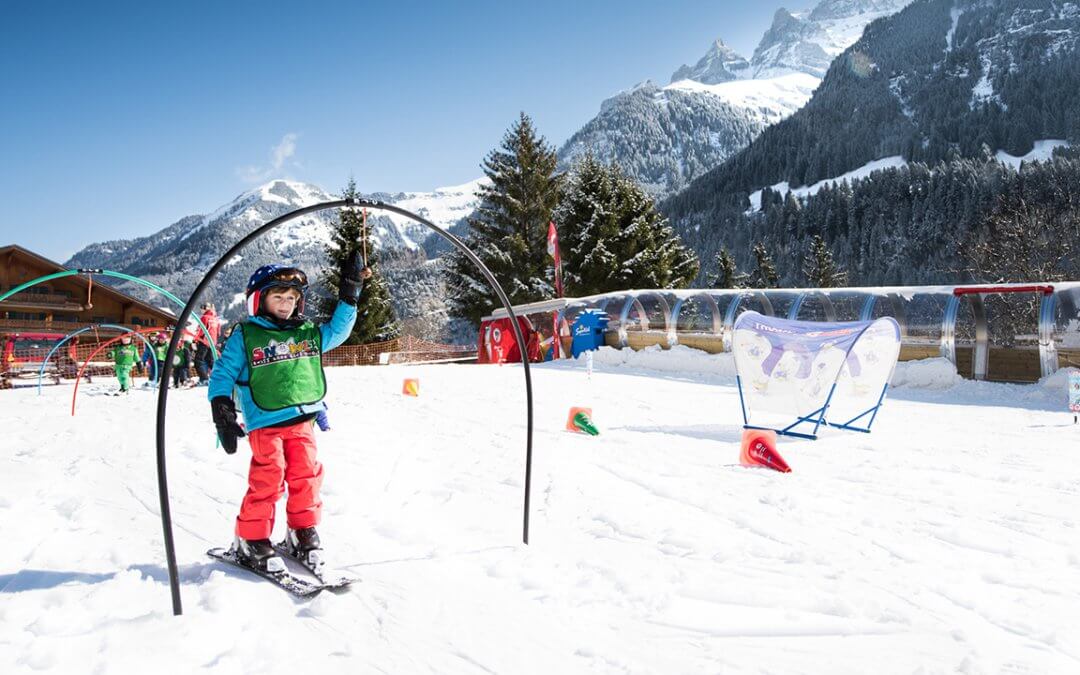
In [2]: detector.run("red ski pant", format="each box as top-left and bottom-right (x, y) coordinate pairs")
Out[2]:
(235, 420), (323, 540)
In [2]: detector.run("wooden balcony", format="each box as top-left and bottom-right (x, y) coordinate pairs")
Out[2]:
(0, 318), (140, 333)
(0, 293), (86, 312)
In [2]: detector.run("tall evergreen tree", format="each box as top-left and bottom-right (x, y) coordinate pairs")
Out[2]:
(708, 247), (747, 288)
(320, 178), (401, 344)
(748, 242), (780, 288)
(444, 113), (563, 325)
(553, 153), (698, 295)
(802, 235), (848, 288)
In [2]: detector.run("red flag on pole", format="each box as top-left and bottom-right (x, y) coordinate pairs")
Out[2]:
(547, 221), (563, 298)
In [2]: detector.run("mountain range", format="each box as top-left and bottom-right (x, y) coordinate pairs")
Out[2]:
(64, 0), (1078, 336)
(662, 0), (1080, 285)
(556, 0), (912, 197)
(65, 179), (485, 341)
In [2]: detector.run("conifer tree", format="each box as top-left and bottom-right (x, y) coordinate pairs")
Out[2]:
(444, 113), (563, 326)
(748, 242), (780, 288)
(553, 153), (698, 295)
(802, 234), (848, 288)
(320, 178), (401, 344)
(708, 247), (747, 289)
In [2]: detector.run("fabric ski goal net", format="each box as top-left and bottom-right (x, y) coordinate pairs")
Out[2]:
(733, 311), (901, 439)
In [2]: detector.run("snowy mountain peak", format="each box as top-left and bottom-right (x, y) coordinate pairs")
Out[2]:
(808, 0), (908, 22)
(64, 175), (487, 333)
(599, 80), (660, 113)
(376, 177), (487, 244)
(196, 179), (334, 235)
(257, 179), (334, 207)
(750, 0), (912, 78)
(558, 0), (913, 198)
(670, 39), (750, 85)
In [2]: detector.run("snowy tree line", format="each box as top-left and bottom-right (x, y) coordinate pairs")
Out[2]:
(689, 149), (1080, 289)
(443, 113), (699, 326)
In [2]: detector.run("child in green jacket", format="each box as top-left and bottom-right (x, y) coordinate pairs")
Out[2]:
(109, 334), (140, 393)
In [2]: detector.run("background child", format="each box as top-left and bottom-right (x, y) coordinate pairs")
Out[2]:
(193, 336), (214, 386)
(153, 332), (169, 382)
(109, 334), (139, 393)
(172, 337), (193, 388)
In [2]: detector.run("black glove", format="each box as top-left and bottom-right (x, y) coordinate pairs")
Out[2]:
(338, 250), (368, 306)
(210, 396), (245, 454)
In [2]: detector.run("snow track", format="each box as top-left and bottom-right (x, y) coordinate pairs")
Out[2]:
(1, 350), (1078, 673)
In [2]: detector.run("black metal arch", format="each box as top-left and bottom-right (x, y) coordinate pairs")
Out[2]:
(155, 198), (535, 615)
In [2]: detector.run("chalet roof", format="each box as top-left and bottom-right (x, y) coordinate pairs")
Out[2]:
(0, 244), (178, 322)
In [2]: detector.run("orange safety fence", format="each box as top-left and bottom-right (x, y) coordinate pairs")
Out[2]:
(322, 335), (475, 367)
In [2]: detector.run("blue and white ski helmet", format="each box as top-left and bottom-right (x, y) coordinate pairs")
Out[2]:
(245, 264), (309, 317)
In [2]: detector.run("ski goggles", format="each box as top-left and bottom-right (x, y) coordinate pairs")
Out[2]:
(266, 267), (308, 288)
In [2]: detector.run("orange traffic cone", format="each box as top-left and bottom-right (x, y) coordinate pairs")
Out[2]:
(402, 378), (419, 397)
(566, 406), (599, 435)
(739, 429), (791, 473)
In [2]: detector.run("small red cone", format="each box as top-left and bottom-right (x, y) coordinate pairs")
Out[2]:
(402, 378), (419, 396)
(739, 429), (791, 473)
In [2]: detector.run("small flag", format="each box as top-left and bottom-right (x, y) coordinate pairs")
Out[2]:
(547, 221), (563, 298)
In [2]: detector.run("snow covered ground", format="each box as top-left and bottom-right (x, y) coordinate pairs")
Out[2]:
(2, 348), (1079, 674)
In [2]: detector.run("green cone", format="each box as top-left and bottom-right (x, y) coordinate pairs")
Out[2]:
(573, 411), (599, 436)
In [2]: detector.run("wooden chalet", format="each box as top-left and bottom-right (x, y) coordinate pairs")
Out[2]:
(1, 244), (178, 334)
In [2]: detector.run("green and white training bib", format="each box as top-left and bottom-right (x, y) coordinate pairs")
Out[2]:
(239, 321), (327, 411)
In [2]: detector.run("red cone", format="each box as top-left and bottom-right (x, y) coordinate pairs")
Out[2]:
(739, 429), (791, 473)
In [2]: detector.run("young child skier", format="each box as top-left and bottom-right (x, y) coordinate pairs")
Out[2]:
(109, 334), (139, 393)
(208, 254), (370, 572)
(153, 332), (169, 381)
(172, 337), (193, 389)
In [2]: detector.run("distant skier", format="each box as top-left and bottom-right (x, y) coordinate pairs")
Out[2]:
(208, 256), (370, 572)
(153, 332), (169, 382)
(172, 337), (193, 388)
(141, 339), (155, 376)
(193, 336), (214, 386)
(199, 302), (221, 346)
(109, 334), (139, 393)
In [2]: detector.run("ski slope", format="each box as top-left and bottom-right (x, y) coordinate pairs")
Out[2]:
(2, 348), (1078, 674)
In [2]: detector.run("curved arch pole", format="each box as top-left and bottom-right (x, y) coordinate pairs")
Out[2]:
(38, 324), (158, 394)
(156, 198), (534, 616)
(72, 327), (190, 414)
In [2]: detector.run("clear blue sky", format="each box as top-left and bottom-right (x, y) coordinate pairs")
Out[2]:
(0, 0), (793, 261)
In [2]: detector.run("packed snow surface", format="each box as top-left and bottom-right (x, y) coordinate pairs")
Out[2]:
(2, 347), (1079, 673)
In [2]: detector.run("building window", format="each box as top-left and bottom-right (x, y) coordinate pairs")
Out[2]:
(9, 312), (47, 321)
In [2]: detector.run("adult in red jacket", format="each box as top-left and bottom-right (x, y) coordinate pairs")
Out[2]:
(199, 303), (221, 346)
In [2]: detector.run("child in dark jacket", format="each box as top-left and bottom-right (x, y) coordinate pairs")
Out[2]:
(193, 338), (214, 385)
(172, 338), (193, 388)
(208, 253), (370, 571)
